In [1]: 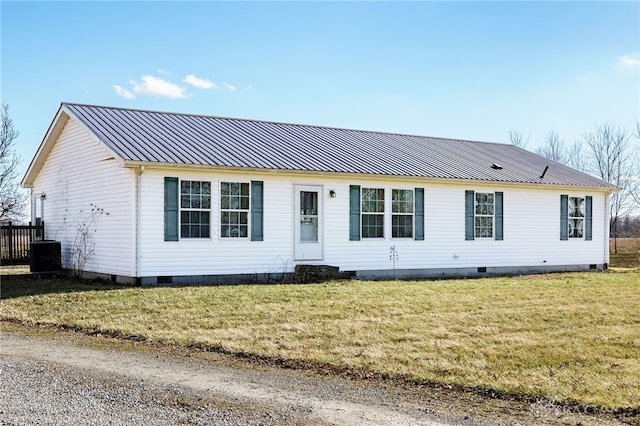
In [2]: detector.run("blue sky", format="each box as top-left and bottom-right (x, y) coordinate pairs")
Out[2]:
(1, 1), (638, 178)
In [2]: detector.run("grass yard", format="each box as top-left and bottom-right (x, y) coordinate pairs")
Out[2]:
(610, 238), (640, 269)
(1, 268), (639, 413)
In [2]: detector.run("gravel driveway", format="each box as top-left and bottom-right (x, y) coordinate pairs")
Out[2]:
(0, 330), (630, 426)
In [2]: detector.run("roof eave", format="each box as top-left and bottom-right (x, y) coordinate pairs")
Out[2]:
(21, 104), (126, 188)
(21, 105), (70, 188)
(122, 160), (618, 192)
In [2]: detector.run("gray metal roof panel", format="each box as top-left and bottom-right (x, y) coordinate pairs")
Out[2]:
(61, 103), (616, 189)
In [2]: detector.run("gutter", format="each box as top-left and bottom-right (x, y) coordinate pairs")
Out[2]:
(121, 161), (618, 193)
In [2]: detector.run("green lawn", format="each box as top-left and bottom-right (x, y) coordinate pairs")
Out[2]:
(1, 268), (639, 413)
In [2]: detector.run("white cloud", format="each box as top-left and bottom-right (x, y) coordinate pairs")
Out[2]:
(129, 75), (187, 98)
(183, 74), (218, 89)
(113, 85), (135, 99)
(114, 74), (242, 98)
(620, 54), (639, 68)
(222, 82), (237, 92)
(243, 84), (254, 91)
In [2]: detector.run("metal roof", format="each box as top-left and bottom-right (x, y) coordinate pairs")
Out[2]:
(61, 103), (615, 188)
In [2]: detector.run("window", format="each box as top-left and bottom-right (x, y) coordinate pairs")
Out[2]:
(561, 195), (592, 241)
(221, 182), (250, 238)
(392, 189), (413, 238)
(180, 181), (211, 238)
(300, 190), (319, 242)
(568, 196), (585, 238)
(165, 178), (262, 241)
(465, 190), (503, 241)
(361, 188), (384, 238)
(34, 194), (43, 226)
(350, 185), (424, 241)
(474, 192), (494, 238)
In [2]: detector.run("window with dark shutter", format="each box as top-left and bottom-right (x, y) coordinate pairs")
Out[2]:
(465, 190), (475, 241)
(415, 188), (424, 241)
(251, 181), (264, 241)
(560, 195), (569, 240)
(164, 177), (179, 241)
(349, 185), (361, 241)
(585, 196), (592, 241)
(466, 190), (503, 240)
(495, 192), (503, 241)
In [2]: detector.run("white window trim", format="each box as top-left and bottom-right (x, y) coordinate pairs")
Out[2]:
(391, 188), (414, 239)
(361, 187), (385, 239)
(474, 192), (494, 239)
(568, 195), (585, 239)
(179, 179), (212, 239)
(220, 181), (251, 239)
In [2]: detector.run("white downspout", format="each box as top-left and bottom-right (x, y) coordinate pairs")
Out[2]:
(134, 166), (145, 281)
(604, 191), (611, 268)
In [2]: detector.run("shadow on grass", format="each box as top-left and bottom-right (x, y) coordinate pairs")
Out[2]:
(0, 273), (129, 300)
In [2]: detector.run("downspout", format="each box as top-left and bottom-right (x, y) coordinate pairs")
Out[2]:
(135, 166), (145, 282)
(604, 191), (611, 269)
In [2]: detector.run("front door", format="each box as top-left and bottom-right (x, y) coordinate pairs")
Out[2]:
(294, 185), (323, 260)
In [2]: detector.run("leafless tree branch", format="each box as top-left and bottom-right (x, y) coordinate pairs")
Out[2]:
(0, 103), (27, 222)
(508, 129), (529, 149)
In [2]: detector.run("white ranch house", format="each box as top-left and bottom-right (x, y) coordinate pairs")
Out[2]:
(22, 103), (617, 284)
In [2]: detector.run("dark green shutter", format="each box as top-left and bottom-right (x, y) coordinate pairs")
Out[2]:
(585, 195), (592, 241)
(251, 181), (264, 241)
(164, 177), (179, 241)
(414, 188), (424, 240)
(465, 190), (475, 240)
(349, 185), (361, 241)
(495, 191), (503, 241)
(560, 194), (568, 240)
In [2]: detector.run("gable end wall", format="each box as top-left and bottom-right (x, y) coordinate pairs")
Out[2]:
(29, 119), (134, 276)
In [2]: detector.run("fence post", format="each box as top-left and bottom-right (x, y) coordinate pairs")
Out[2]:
(7, 221), (14, 261)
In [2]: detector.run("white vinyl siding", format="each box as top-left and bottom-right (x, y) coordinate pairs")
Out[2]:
(29, 119), (134, 276)
(138, 171), (609, 278)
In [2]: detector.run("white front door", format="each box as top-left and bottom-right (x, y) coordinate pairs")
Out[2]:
(294, 185), (323, 260)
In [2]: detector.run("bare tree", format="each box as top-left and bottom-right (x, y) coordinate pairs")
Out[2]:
(0, 104), (27, 222)
(630, 121), (640, 208)
(508, 129), (529, 149)
(566, 140), (586, 172)
(537, 131), (566, 164)
(583, 123), (638, 252)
